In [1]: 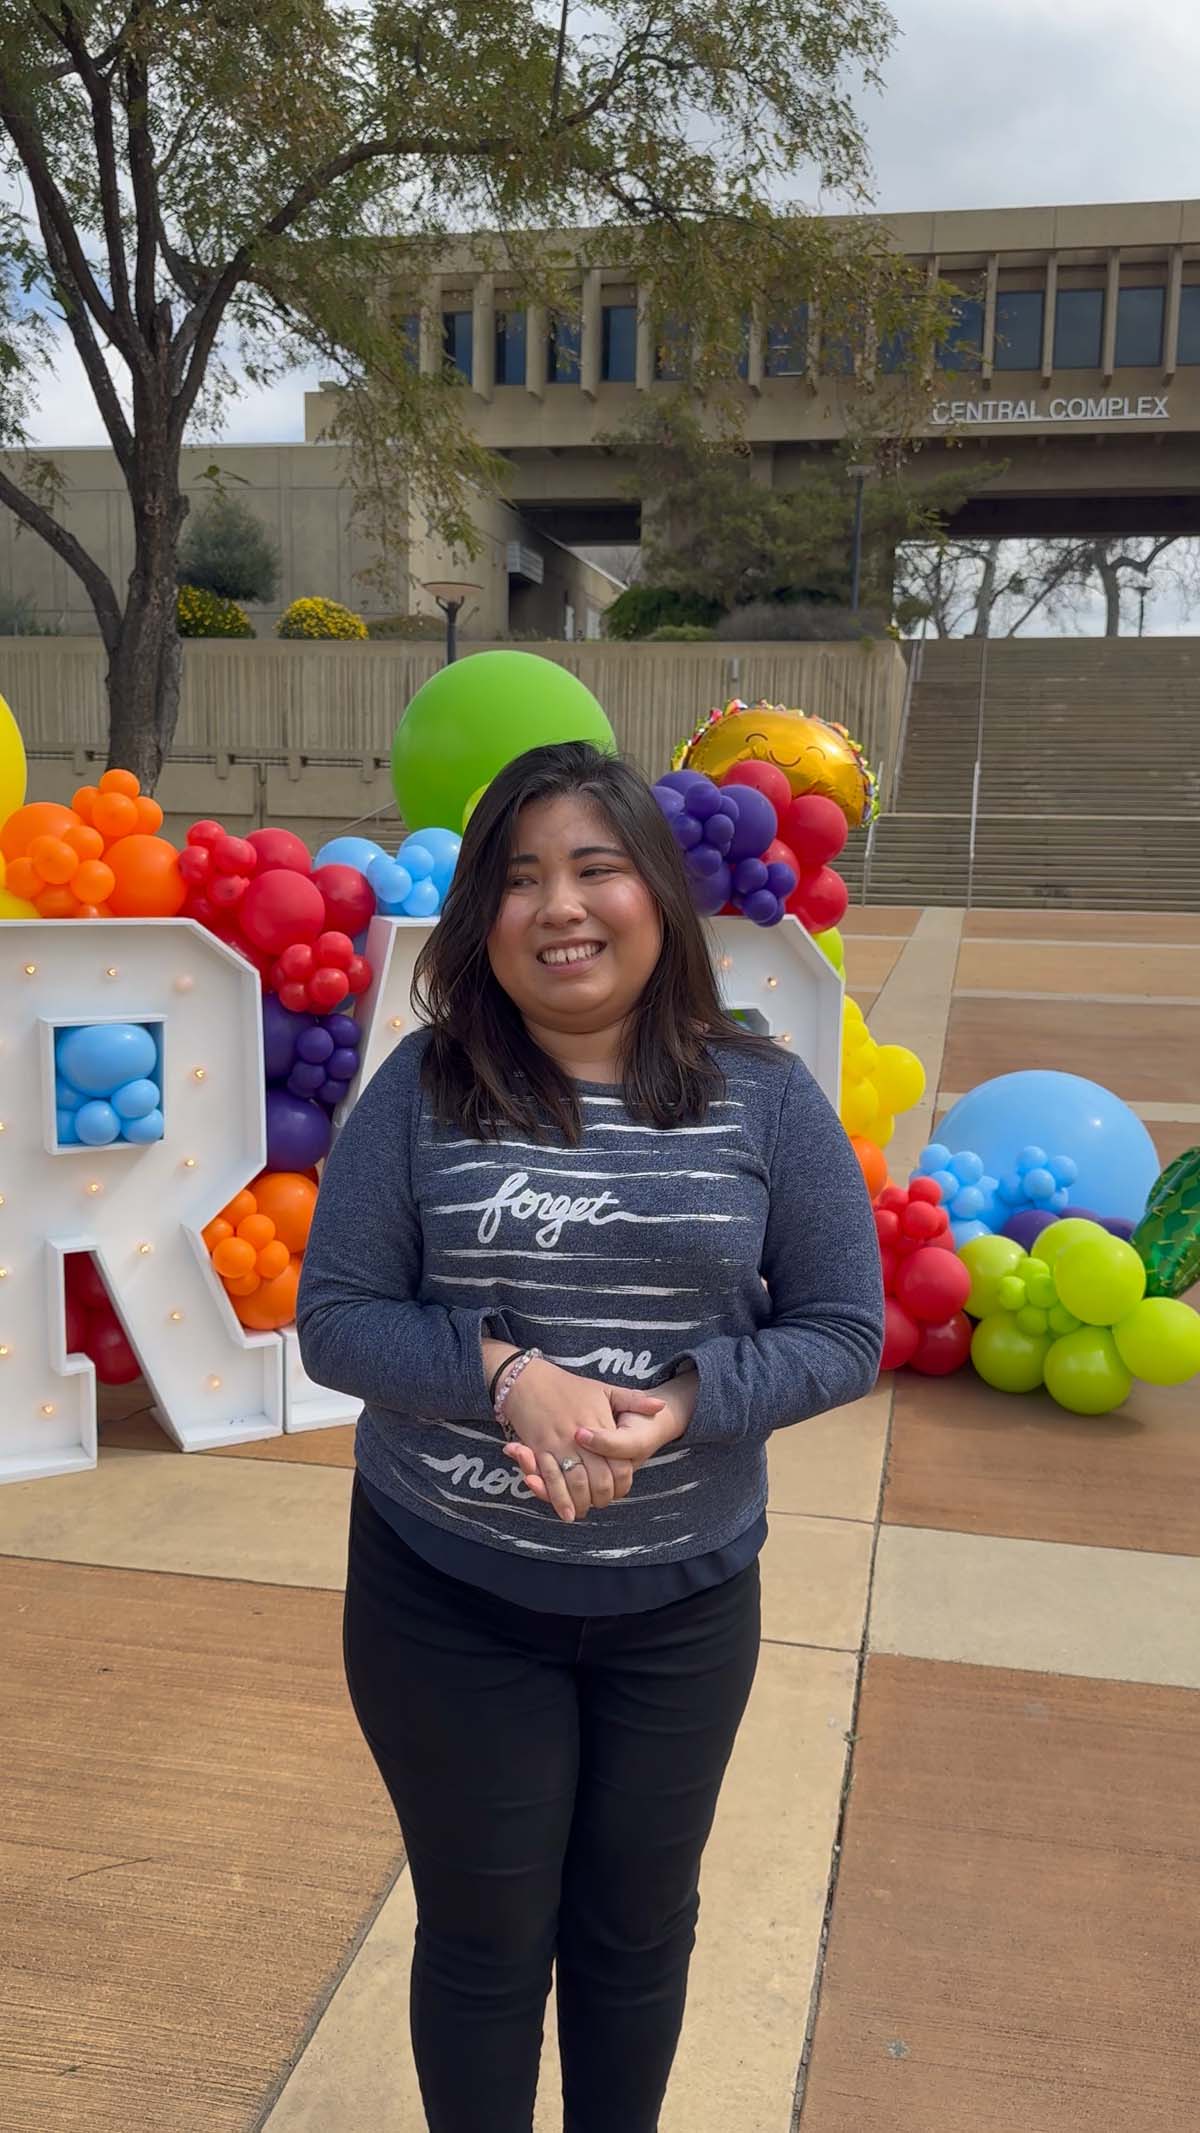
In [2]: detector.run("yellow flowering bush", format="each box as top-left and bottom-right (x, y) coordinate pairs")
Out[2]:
(276, 596), (368, 640)
(177, 584), (253, 637)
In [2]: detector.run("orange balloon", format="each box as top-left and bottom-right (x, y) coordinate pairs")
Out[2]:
(224, 1270), (263, 1298)
(104, 833), (186, 917)
(92, 791), (140, 842)
(36, 885), (83, 918)
(1, 801), (77, 863)
(72, 859), (116, 905)
(30, 835), (79, 885)
(213, 1236), (257, 1280)
(251, 1171), (319, 1253)
(232, 1255), (301, 1331)
(6, 856), (39, 899)
(72, 785), (99, 824)
(76, 904), (105, 920)
(203, 1216), (234, 1249)
(220, 1189), (258, 1227)
(63, 820), (104, 861)
(849, 1134), (889, 1200)
(99, 767), (140, 799)
(236, 1212), (276, 1251)
(135, 795), (164, 834)
(256, 1239), (291, 1281)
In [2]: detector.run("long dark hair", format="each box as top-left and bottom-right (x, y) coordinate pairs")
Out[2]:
(414, 741), (770, 1143)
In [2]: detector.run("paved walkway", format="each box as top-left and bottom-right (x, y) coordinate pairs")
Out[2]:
(3, 908), (1199, 2133)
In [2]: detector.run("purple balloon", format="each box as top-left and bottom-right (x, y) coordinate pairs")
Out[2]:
(687, 860), (731, 915)
(288, 1061), (328, 1097)
(1001, 1208), (1058, 1249)
(703, 812), (735, 853)
(689, 781), (724, 822)
(724, 785), (778, 861)
(323, 1014), (360, 1051)
(741, 887), (781, 925)
(672, 813), (703, 850)
(296, 1025), (335, 1065)
(326, 1047), (359, 1082)
(1100, 1217), (1136, 1241)
(316, 1078), (346, 1108)
(687, 842), (726, 880)
(1060, 1205), (1101, 1224)
(765, 861), (798, 897)
(656, 770), (710, 797)
(733, 856), (769, 896)
(265, 1088), (332, 1170)
(653, 784), (685, 821)
(262, 994), (312, 1082)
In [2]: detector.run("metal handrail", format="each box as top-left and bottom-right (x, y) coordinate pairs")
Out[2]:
(964, 634), (988, 909)
(862, 623), (924, 906)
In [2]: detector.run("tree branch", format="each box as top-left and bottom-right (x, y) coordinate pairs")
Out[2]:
(35, 207), (135, 468)
(122, 40), (161, 334)
(38, 4), (135, 330)
(0, 462), (122, 646)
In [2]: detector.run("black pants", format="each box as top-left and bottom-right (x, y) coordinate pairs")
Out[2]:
(343, 1476), (761, 2133)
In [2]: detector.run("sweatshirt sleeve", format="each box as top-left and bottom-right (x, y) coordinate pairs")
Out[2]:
(296, 1039), (497, 1421)
(681, 1057), (885, 1446)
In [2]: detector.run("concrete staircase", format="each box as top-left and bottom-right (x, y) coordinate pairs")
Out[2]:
(839, 638), (1200, 910)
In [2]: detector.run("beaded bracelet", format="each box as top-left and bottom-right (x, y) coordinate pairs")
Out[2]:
(493, 1346), (544, 1438)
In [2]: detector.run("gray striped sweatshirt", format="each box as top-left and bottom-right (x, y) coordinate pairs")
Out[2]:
(297, 1030), (884, 1570)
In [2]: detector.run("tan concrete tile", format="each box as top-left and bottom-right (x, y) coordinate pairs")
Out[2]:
(768, 1388), (891, 1523)
(955, 940), (1200, 1000)
(941, 995), (1200, 1105)
(0, 1445), (351, 1588)
(265, 1644), (858, 2133)
(962, 910), (1200, 945)
(844, 937), (906, 991)
(761, 1511), (874, 1652)
(848, 986), (879, 1015)
(841, 907), (922, 937)
(871, 1524), (1200, 1690)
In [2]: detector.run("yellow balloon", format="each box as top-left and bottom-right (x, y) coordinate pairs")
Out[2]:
(0, 689), (27, 827)
(875, 1112), (896, 1147)
(0, 884), (39, 920)
(872, 1044), (926, 1116)
(840, 1079), (880, 1136)
(680, 705), (875, 827)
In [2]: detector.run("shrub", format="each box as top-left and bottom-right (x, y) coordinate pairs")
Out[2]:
(179, 494), (280, 604)
(177, 584), (254, 638)
(368, 611), (447, 640)
(715, 599), (889, 641)
(646, 623), (718, 641)
(603, 583), (721, 640)
(0, 592), (61, 635)
(277, 596), (368, 640)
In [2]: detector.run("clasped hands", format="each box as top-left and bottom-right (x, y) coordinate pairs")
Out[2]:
(485, 1345), (696, 1524)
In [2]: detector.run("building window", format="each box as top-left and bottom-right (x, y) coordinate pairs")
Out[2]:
(399, 313), (420, 370)
(494, 310), (526, 385)
(879, 328), (912, 374)
(601, 304), (637, 382)
(994, 290), (1043, 371)
(1115, 285), (1164, 368)
(939, 294), (983, 372)
(1053, 288), (1103, 369)
(1179, 285), (1200, 364)
(765, 305), (808, 376)
(547, 315), (581, 384)
(442, 309), (473, 382)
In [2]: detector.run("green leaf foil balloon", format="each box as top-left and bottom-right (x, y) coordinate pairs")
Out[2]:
(1131, 1146), (1200, 1301)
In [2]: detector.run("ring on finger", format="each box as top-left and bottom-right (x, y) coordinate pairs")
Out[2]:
(559, 1455), (581, 1474)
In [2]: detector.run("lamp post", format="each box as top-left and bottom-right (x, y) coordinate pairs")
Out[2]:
(846, 463), (874, 613)
(422, 579), (481, 665)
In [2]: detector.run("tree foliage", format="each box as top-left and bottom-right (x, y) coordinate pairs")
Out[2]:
(177, 490), (280, 604)
(896, 535), (1200, 637)
(0, 0), (944, 783)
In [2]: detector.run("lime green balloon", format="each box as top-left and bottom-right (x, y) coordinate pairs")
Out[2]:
(1054, 1235), (1146, 1327)
(814, 926), (845, 973)
(959, 1234), (1026, 1320)
(1047, 1303), (1082, 1338)
(391, 652), (617, 830)
(1113, 1298), (1200, 1386)
(1043, 1328), (1132, 1415)
(1031, 1217), (1107, 1270)
(462, 782), (488, 830)
(971, 1313), (1051, 1393)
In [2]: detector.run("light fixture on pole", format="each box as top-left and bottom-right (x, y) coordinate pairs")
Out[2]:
(846, 462), (875, 613)
(422, 580), (481, 665)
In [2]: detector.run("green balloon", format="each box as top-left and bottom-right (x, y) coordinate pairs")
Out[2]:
(959, 1233), (1026, 1320)
(1031, 1217), (1107, 1270)
(1113, 1298), (1200, 1386)
(814, 926), (845, 973)
(1054, 1235), (1146, 1327)
(971, 1313), (1051, 1393)
(391, 652), (617, 830)
(1043, 1327), (1132, 1415)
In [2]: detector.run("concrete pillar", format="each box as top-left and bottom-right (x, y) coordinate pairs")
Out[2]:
(1101, 250), (1121, 380)
(1041, 254), (1057, 380)
(636, 290), (654, 391)
(982, 253), (999, 378)
(419, 278), (443, 377)
(581, 269), (602, 398)
(1164, 246), (1183, 378)
(746, 308), (764, 393)
(472, 276), (495, 401)
(526, 302), (546, 399)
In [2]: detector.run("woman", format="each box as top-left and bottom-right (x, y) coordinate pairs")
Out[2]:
(297, 740), (883, 2133)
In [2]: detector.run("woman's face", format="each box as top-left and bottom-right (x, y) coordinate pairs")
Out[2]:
(487, 793), (663, 1038)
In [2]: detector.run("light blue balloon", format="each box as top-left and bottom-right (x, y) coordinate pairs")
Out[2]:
(399, 837), (435, 883)
(998, 1170), (1026, 1205)
(56, 1022), (157, 1098)
(1018, 1145), (1048, 1171)
(57, 1082), (83, 1113)
(936, 1070), (1160, 1226)
(950, 1217), (989, 1247)
(406, 825), (461, 896)
(75, 1100), (121, 1147)
(122, 1108), (164, 1145)
(1048, 1154), (1078, 1187)
(949, 1150), (984, 1185)
(1023, 1167), (1057, 1204)
(367, 858), (414, 914)
(1050, 1187), (1070, 1212)
(314, 836), (387, 872)
(401, 876), (441, 918)
(112, 1077), (161, 1122)
(952, 1185), (986, 1220)
(56, 1109), (79, 1145)
(918, 1143), (953, 1174)
(930, 1169), (959, 1202)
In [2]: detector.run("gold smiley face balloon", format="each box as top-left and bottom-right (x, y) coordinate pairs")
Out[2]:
(675, 701), (877, 828)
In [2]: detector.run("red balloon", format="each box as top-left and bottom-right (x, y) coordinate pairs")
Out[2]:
(344, 954), (371, 995)
(67, 1252), (110, 1311)
(279, 981), (312, 1014)
(309, 965), (349, 1010)
(908, 1175), (943, 1206)
(876, 1184), (908, 1215)
(901, 1199), (944, 1242)
(187, 819), (224, 850)
(895, 1245), (972, 1326)
(786, 864), (849, 933)
(65, 1293), (90, 1353)
(878, 1243), (899, 1292)
(239, 868), (326, 955)
(874, 1208), (901, 1248)
(721, 762), (793, 816)
(881, 1297), (920, 1372)
(781, 794), (849, 869)
(312, 863), (375, 936)
(315, 930), (354, 971)
(246, 828), (312, 875)
(212, 833), (257, 877)
(277, 942), (315, 983)
(89, 1315), (142, 1385)
(179, 845), (211, 886)
(909, 1311), (973, 1376)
